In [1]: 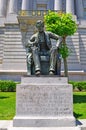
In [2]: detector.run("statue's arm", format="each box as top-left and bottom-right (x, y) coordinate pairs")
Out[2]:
(49, 32), (63, 48)
(49, 32), (59, 40)
(25, 35), (37, 48)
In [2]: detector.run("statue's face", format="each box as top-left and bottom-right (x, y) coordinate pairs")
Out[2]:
(36, 20), (44, 32)
(37, 26), (44, 32)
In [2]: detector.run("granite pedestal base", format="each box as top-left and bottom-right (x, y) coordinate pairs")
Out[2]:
(13, 77), (76, 127)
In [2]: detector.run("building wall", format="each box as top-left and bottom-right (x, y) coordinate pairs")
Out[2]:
(0, 0), (86, 81)
(1, 0), (86, 18)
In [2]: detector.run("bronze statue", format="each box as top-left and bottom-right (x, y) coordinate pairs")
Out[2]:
(25, 20), (63, 76)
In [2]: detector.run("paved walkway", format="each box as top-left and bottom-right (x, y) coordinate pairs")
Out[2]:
(0, 120), (86, 130)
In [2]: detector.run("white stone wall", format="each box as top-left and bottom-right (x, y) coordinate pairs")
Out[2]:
(0, 0), (86, 80)
(78, 27), (86, 71)
(0, 0), (86, 19)
(0, 28), (4, 69)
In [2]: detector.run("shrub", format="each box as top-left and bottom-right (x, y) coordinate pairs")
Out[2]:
(0, 80), (16, 92)
(77, 82), (86, 91)
(69, 81), (86, 91)
(0, 80), (86, 92)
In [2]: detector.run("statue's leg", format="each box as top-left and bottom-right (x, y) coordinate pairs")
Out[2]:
(49, 48), (57, 74)
(32, 47), (41, 74)
(27, 53), (32, 75)
(57, 53), (61, 76)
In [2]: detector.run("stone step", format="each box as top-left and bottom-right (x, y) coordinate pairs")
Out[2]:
(5, 31), (20, 34)
(4, 42), (22, 45)
(21, 76), (68, 84)
(3, 58), (26, 62)
(3, 56), (26, 59)
(6, 127), (81, 130)
(4, 39), (21, 42)
(5, 34), (21, 38)
(3, 51), (26, 55)
(0, 120), (86, 130)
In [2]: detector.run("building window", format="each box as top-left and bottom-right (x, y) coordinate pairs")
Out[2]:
(83, 0), (86, 19)
(17, 0), (22, 11)
(37, 4), (47, 10)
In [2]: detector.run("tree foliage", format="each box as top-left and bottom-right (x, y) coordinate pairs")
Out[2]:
(59, 43), (72, 58)
(44, 11), (77, 37)
(44, 11), (77, 77)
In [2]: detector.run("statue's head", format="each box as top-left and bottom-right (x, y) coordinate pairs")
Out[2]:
(36, 20), (44, 32)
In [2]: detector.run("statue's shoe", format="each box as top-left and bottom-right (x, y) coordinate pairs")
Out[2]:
(49, 71), (54, 75)
(35, 70), (41, 76)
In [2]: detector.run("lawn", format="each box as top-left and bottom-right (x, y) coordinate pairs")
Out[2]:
(0, 92), (86, 120)
(73, 92), (86, 119)
(0, 92), (16, 120)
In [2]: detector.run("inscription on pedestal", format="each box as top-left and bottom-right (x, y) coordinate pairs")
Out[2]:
(16, 84), (73, 116)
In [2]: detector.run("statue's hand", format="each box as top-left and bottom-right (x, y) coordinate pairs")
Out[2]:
(25, 42), (32, 48)
(28, 39), (38, 47)
(56, 37), (63, 48)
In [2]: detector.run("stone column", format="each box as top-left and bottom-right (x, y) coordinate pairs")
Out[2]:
(76, 0), (84, 19)
(5, 0), (18, 23)
(8, 0), (18, 14)
(66, 0), (74, 14)
(54, 0), (62, 11)
(0, 0), (7, 17)
(22, 0), (29, 10)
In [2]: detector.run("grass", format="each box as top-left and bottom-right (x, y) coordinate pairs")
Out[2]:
(0, 92), (86, 120)
(73, 92), (86, 119)
(0, 92), (16, 120)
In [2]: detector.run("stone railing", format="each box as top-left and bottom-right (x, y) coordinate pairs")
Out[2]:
(18, 10), (49, 16)
(18, 10), (62, 16)
(17, 10), (61, 32)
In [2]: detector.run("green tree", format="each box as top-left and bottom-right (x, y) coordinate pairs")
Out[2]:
(44, 11), (77, 77)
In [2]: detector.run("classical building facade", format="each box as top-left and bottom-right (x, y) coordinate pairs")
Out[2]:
(0, 0), (86, 81)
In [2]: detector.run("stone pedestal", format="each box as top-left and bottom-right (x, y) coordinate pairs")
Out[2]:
(13, 77), (76, 127)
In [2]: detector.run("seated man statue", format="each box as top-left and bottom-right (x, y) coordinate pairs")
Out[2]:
(25, 20), (62, 76)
